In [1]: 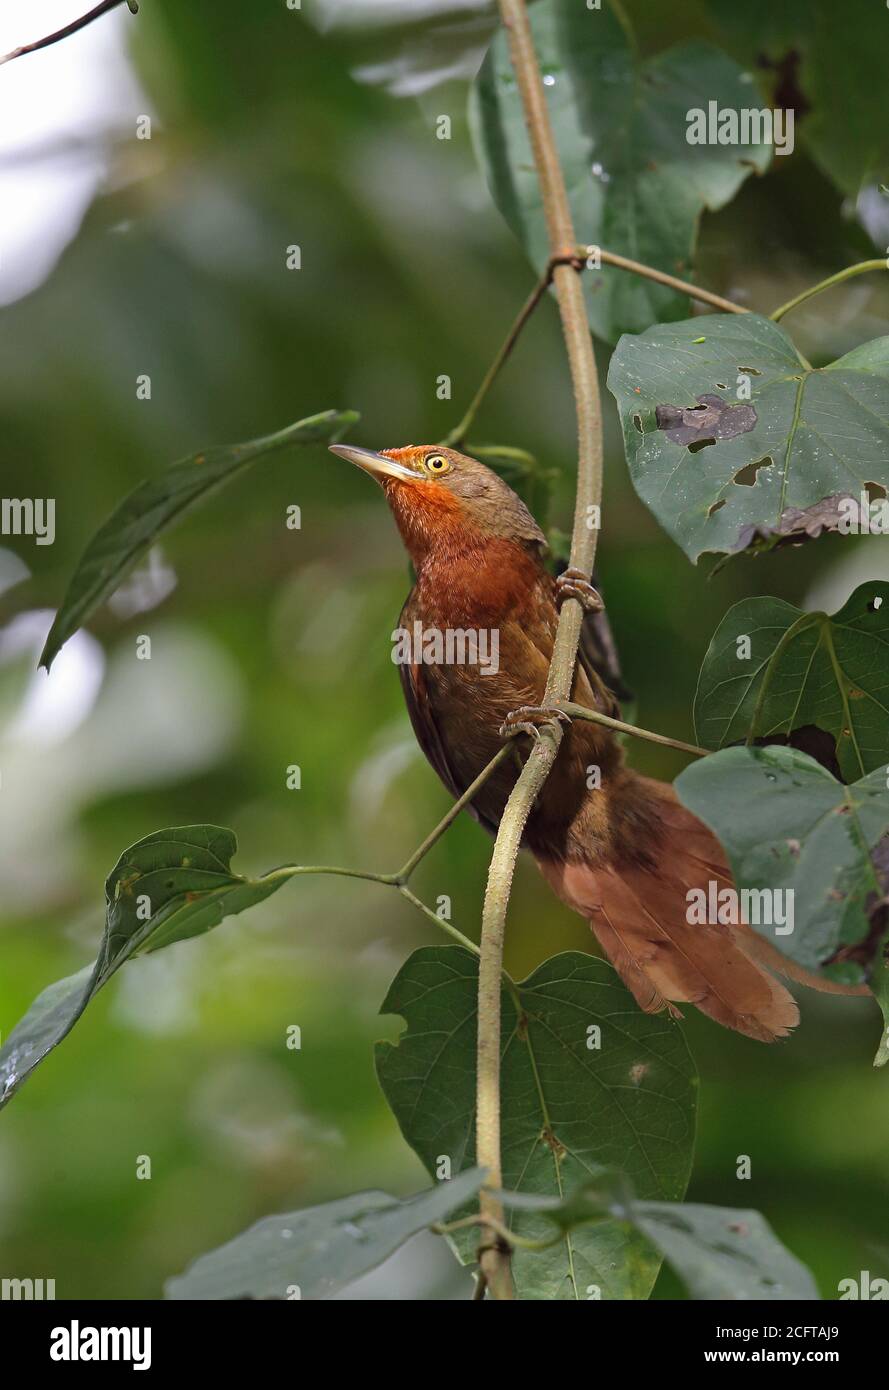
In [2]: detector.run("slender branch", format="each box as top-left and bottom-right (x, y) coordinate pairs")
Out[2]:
(555, 702), (707, 759)
(395, 744), (514, 881)
(442, 264), (557, 447)
(444, 243), (745, 449)
(588, 246), (748, 316)
(0, 1), (138, 68)
(770, 258), (889, 322)
(474, 0), (604, 1303)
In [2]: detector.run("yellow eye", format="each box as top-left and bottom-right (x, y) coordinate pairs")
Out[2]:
(425, 453), (451, 474)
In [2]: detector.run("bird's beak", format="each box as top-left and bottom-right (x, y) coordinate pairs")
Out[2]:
(328, 444), (418, 482)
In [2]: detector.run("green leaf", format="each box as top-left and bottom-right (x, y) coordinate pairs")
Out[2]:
(694, 582), (889, 781)
(375, 946), (697, 1300)
(39, 408), (358, 670)
(706, 0), (889, 233)
(0, 826), (293, 1111)
(471, 0), (770, 342)
(675, 745), (889, 975)
(607, 313), (889, 560)
(165, 1168), (486, 1301)
(630, 1201), (819, 1300)
(498, 1180), (819, 1299)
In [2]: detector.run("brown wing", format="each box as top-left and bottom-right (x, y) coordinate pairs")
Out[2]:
(396, 594), (501, 834)
(574, 567), (632, 715)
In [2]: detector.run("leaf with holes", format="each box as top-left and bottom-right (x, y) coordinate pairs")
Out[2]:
(694, 582), (889, 781)
(39, 409), (358, 670)
(375, 946), (697, 1300)
(607, 313), (889, 561)
(675, 745), (889, 980)
(0, 826), (293, 1111)
(471, 0), (770, 343)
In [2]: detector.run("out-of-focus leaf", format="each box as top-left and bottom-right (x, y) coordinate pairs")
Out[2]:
(472, 0), (770, 342)
(376, 946), (697, 1300)
(706, 0), (889, 240)
(694, 583), (889, 781)
(498, 1179), (819, 1299)
(39, 409), (358, 670)
(0, 826), (293, 1110)
(166, 1168), (486, 1301)
(675, 745), (889, 978)
(630, 1201), (819, 1300)
(607, 313), (889, 561)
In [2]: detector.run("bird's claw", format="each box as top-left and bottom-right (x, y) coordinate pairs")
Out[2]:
(499, 704), (572, 741)
(555, 567), (604, 614)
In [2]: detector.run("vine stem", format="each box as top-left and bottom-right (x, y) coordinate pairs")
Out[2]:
(0, 0), (137, 67)
(591, 247), (747, 315)
(475, 0), (604, 1302)
(445, 245), (746, 448)
(770, 258), (889, 322)
(556, 702), (707, 759)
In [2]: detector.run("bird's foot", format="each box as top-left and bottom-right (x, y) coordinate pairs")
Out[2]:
(555, 567), (604, 613)
(499, 703), (572, 741)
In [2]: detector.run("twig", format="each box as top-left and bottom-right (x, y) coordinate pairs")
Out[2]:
(443, 255), (577, 448)
(770, 258), (889, 322)
(395, 744), (514, 881)
(0, 0), (137, 68)
(445, 245), (744, 448)
(555, 702), (707, 759)
(474, 0), (604, 1302)
(588, 246), (748, 316)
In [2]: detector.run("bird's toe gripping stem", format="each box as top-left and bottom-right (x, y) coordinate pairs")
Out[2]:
(555, 567), (604, 614)
(499, 703), (572, 742)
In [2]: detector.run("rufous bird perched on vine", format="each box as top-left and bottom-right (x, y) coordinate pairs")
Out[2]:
(330, 442), (866, 1041)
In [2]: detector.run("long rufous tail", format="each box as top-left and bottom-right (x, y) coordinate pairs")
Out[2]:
(536, 777), (867, 1043)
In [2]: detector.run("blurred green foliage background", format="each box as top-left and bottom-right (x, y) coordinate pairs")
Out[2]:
(0, 0), (887, 1299)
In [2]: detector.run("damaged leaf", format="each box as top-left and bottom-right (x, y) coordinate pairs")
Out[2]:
(656, 394), (757, 447)
(471, 0), (771, 342)
(607, 313), (889, 561)
(694, 582), (889, 780)
(675, 745), (889, 984)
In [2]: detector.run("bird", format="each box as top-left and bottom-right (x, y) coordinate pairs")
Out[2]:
(329, 442), (867, 1041)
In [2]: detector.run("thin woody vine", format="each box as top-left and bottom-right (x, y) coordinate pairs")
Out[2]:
(2, 0), (889, 1303)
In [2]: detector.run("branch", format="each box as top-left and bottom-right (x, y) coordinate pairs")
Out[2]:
(474, 0), (604, 1302)
(0, 0), (137, 68)
(555, 702), (707, 759)
(444, 246), (745, 447)
(589, 246), (748, 316)
(770, 258), (889, 322)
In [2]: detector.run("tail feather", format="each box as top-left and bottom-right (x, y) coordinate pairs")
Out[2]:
(534, 776), (866, 1042)
(541, 856), (799, 1042)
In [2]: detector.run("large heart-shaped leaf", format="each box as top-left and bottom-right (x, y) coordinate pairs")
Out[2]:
(500, 1180), (818, 1299)
(0, 826), (294, 1110)
(39, 408), (358, 670)
(166, 1168), (486, 1301)
(694, 582), (889, 781)
(376, 946), (697, 1300)
(675, 745), (889, 978)
(607, 313), (889, 561)
(471, 0), (770, 342)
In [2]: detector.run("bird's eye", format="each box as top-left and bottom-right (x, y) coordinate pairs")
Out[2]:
(425, 453), (451, 474)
